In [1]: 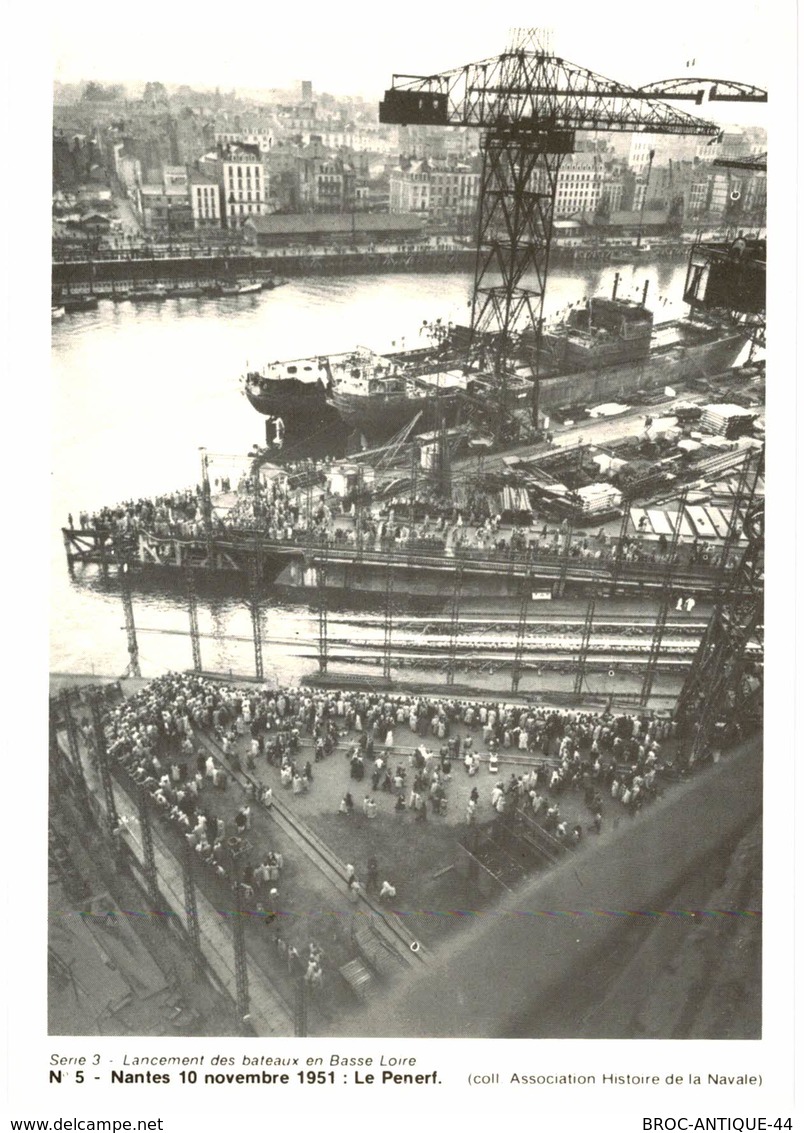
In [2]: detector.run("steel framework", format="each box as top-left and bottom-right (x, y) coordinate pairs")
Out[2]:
(186, 567), (203, 672)
(717, 454), (762, 581)
(608, 507), (632, 598)
(511, 572), (531, 693)
(137, 783), (162, 915)
(676, 480), (764, 763)
(445, 565), (464, 686)
(231, 880), (250, 1029)
(117, 553), (141, 678)
(380, 33), (721, 413)
(572, 593), (597, 698)
(471, 127), (563, 394)
(382, 556), (394, 682)
(249, 549), (264, 682)
(90, 697), (119, 838)
(637, 78), (767, 104)
(182, 841), (204, 976)
(317, 552), (329, 673)
(59, 689), (89, 795)
(639, 491), (688, 706)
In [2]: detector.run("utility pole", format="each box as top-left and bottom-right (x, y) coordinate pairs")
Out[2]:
(636, 148), (655, 250)
(199, 447), (213, 562)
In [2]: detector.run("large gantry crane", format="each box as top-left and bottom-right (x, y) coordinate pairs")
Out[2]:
(379, 30), (766, 428)
(380, 33), (767, 755)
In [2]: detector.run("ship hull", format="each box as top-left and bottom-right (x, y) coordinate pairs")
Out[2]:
(537, 332), (746, 414)
(245, 379), (342, 436)
(244, 330), (746, 440)
(330, 388), (463, 436)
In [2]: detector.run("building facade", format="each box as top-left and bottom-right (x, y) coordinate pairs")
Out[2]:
(220, 142), (268, 229)
(189, 172), (221, 227)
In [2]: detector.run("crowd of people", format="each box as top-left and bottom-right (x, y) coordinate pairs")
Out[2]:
(68, 469), (734, 578)
(71, 671), (705, 1005)
(96, 673), (681, 879)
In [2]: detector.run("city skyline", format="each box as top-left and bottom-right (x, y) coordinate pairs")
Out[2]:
(51, 0), (769, 122)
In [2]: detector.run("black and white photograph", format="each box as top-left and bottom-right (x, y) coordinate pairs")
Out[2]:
(5, 0), (799, 1124)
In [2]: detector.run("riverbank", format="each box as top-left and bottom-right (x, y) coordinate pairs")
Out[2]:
(52, 242), (690, 292)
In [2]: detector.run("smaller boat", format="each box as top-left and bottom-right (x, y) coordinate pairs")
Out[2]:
(61, 295), (99, 313)
(51, 305), (65, 320)
(129, 286), (168, 302)
(219, 279), (261, 296)
(174, 286), (206, 298)
(110, 291), (130, 303)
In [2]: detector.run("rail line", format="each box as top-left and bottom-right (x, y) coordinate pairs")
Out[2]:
(53, 714), (296, 1034)
(192, 730), (429, 972)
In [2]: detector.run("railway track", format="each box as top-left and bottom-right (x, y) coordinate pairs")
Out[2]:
(192, 730), (429, 972)
(52, 717), (297, 1035)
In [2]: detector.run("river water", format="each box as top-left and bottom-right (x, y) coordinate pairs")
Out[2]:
(51, 260), (690, 683)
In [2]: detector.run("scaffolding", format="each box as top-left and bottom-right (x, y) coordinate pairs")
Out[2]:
(572, 593), (597, 699)
(382, 556), (394, 682)
(182, 841), (204, 976)
(639, 490), (688, 706)
(136, 783), (162, 915)
(59, 689), (89, 796)
(511, 573), (531, 693)
(249, 548), (264, 682)
(608, 507), (631, 598)
(676, 487), (764, 763)
(231, 880), (250, 1031)
(89, 696), (119, 839)
(317, 551), (329, 674)
(186, 568), (203, 672)
(445, 565), (464, 686)
(116, 545), (141, 678)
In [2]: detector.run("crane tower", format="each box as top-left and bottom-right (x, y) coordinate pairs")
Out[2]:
(381, 32), (741, 423)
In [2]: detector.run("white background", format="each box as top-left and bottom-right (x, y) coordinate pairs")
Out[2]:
(2, 0), (799, 1127)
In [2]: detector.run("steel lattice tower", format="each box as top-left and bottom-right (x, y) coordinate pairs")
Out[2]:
(379, 34), (728, 428)
(676, 493), (764, 764)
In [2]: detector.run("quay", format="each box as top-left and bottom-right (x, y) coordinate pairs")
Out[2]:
(51, 239), (692, 294)
(51, 245), (477, 293)
(62, 525), (736, 599)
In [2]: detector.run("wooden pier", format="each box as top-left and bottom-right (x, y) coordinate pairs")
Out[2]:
(62, 524), (736, 599)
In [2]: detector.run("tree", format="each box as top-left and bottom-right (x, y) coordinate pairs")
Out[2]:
(667, 194), (684, 234)
(143, 81), (169, 105)
(594, 194), (610, 224)
(82, 81), (123, 102)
